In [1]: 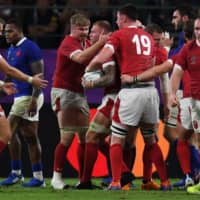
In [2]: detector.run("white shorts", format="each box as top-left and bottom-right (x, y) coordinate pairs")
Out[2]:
(97, 94), (117, 119)
(9, 93), (44, 121)
(166, 90), (183, 127)
(190, 98), (200, 133)
(51, 88), (89, 116)
(112, 87), (159, 127)
(178, 97), (193, 130)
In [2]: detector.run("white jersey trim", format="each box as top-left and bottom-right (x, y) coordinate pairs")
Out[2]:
(167, 59), (173, 64)
(174, 63), (183, 72)
(70, 49), (82, 59)
(104, 44), (115, 54)
(102, 61), (115, 69)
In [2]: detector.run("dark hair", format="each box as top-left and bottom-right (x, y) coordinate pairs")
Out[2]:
(93, 20), (112, 33)
(145, 23), (163, 35)
(175, 5), (193, 18)
(118, 3), (138, 21)
(183, 19), (194, 40)
(6, 18), (23, 31)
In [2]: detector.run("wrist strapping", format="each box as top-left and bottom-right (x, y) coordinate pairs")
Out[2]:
(28, 76), (33, 84)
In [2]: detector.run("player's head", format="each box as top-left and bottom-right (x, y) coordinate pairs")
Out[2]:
(171, 5), (192, 31)
(145, 23), (163, 45)
(5, 18), (23, 45)
(194, 17), (200, 41)
(0, 18), (5, 37)
(70, 13), (90, 41)
(116, 3), (138, 29)
(183, 19), (194, 41)
(90, 20), (112, 44)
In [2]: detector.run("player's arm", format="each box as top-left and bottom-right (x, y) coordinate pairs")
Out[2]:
(0, 56), (47, 88)
(28, 59), (44, 117)
(159, 72), (170, 120)
(30, 59), (44, 98)
(83, 64), (116, 89)
(168, 64), (184, 107)
(71, 34), (109, 64)
(85, 46), (114, 72)
(121, 60), (173, 84)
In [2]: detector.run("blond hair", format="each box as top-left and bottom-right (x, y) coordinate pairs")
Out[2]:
(70, 13), (90, 27)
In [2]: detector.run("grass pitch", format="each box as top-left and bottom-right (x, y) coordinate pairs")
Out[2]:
(0, 178), (199, 200)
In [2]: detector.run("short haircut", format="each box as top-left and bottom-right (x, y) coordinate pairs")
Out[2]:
(70, 13), (90, 27)
(93, 20), (112, 33)
(145, 23), (163, 35)
(118, 3), (138, 21)
(183, 19), (194, 40)
(175, 5), (193, 18)
(6, 18), (23, 31)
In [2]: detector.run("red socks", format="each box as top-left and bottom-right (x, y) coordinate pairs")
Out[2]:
(143, 143), (168, 182)
(110, 144), (122, 182)
(176, 140), (191, 174)
(53, 143), (68, 172)
(81, 143), (98, 182)
(77, 143), (85, 179)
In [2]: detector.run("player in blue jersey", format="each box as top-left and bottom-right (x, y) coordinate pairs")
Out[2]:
(0, 18), (47, 170)
(0, 19), (45, 187)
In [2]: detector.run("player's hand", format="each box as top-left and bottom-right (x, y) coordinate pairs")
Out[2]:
(168, 93), (179, 108)
(121, 74), (133, 84)
(1, 82), (17, 95)
(98, 32), (110, 44)
(81, 77), (94, 89)
(32, 73), (48, 89)
(27, 97), (37, 117)
(163, 105), (170, 122)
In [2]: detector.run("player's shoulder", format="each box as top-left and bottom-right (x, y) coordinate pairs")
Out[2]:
(23, 38), (41, 50)
(185, 39), (196, 50)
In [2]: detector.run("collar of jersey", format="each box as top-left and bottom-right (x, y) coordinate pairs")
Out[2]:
(15, 37), (27, 47)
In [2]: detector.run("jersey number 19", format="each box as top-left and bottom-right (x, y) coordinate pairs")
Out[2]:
(132, 34), (151, 56)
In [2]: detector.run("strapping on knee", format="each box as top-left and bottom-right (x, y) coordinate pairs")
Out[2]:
(88, 122), (110, 134)
(60, 126), (88, 134)
(141, 128), (156, 138)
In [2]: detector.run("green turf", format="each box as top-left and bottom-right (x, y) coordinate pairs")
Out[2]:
(0, 178), (199, 200)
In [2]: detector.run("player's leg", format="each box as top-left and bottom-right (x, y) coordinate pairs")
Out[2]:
(19, 120), (45, 187)
(0, 114), (24, 186)
(51, 88), (89, 189)
(77, 111), (110, 188)
(0, 106), (11, 153)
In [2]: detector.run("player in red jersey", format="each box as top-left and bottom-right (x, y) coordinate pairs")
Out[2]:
(76, 20), (123, 189)
(121, 18), (200, 193)
(0, 18), (47, 173)
(169, 18), (200, 194)
(50, 13), (108, 190)
(86, 4), (170, 190)
(139, 23), (170, 190)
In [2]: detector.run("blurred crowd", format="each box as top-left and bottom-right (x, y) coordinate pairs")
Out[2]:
(0, 0), (200, 48)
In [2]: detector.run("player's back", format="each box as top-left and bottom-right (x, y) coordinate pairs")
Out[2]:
(110, 27), (155, 76)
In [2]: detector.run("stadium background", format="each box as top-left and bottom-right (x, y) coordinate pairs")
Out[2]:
(0, 0), (199, 179)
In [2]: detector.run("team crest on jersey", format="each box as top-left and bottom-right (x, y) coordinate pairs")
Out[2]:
(16, 51), (21, 57)
(190, 56), (196, 64)
(192, 119), (198, 130)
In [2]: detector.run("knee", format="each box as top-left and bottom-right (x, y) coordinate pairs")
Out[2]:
(24, 135), (39, 145)
(86, 131), (99, 143)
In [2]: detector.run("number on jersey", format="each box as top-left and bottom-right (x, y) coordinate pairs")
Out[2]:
(132, 34), (151, 55)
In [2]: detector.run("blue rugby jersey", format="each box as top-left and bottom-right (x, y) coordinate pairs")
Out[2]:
(7, 37), (42, 97)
